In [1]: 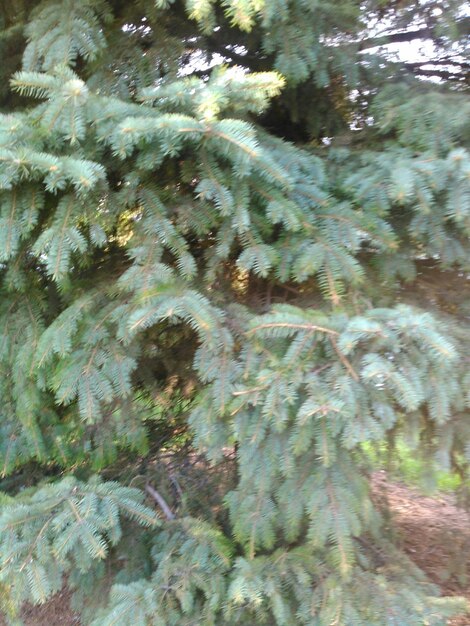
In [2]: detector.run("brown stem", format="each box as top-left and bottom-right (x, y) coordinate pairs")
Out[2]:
(145, 484), (176, 521)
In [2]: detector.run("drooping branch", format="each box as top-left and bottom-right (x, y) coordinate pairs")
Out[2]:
(145, 483), (176, 521)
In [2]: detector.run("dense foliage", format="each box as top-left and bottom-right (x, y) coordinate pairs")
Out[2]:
(0, 1), (469, 624)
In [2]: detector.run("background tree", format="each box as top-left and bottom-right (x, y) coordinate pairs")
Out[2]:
(0, 0), (469, 624)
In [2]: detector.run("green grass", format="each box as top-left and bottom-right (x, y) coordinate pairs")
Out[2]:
(362, 439), (462, 494)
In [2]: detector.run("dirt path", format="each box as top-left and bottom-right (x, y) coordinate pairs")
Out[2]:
(0, 588), (80, 625)
(2, 474), (469, 625)
(372, 472), (470, 626)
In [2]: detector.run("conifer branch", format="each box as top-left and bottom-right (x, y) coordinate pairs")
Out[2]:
(0, 2), (467, 624)
(329, 337), (360, 381)
(247, 323), (339, 336)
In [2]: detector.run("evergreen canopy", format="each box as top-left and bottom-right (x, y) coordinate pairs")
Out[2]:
(0, 1), (469, 624)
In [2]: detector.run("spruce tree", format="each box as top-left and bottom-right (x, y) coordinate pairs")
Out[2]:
(0, 1), (469, 624)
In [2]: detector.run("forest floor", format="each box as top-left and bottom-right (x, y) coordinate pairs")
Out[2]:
(1, 472), (469, 625)
(371, 472), (470, 626)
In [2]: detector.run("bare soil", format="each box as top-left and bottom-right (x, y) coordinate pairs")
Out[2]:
(1, 473), (469, 625)
(0, 588), (80, 625)
(372, 472), (470, 626)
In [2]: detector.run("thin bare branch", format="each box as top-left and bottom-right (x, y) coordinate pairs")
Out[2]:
(145, 484), (176, 521)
